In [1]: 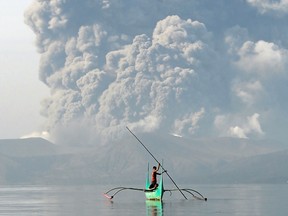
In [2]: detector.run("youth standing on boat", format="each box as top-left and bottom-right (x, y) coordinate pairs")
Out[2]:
(149, 163), (166, 189)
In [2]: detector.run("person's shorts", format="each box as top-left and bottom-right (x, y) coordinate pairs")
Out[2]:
(149, 182), (158, 189)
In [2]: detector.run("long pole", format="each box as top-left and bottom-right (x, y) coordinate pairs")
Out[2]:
(126, 126), (188, 200)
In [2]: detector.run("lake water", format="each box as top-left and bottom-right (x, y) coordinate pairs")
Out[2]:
(0, 184), (287, 215)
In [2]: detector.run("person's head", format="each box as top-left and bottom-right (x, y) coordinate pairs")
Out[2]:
(153, 166), (157, 170)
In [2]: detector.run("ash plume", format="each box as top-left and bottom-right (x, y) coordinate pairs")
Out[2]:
(25, 0), (288, 145)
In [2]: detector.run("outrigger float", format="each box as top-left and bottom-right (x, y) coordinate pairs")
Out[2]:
(104, 127), (207, 201)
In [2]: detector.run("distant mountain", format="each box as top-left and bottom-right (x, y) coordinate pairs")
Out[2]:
(0, 138), (57, 184)
(0, 135), (287, 185)
(0, 138), (57, 157)
(206, 150), (288, 184)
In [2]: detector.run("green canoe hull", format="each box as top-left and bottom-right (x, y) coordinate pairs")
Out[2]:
(145, 168), (164, 200)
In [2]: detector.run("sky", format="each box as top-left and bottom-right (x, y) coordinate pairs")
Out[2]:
(0, 0), (49, 139)
(1, 0), (288, 146)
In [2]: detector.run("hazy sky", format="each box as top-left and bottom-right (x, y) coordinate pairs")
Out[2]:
(0, 0), (49, 139)
(1, 0), (288, 146)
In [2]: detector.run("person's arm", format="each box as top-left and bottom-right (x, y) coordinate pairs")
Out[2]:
(156, 163), (167, 175)
(156, 163), (160, 171)
(157, 169), (167, 175)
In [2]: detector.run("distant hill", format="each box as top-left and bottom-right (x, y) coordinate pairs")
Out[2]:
(206, 150), (288, 184)
(0, 138), (57, 157)
(0, 135), (287, 185)
(0, 138), (57, 184)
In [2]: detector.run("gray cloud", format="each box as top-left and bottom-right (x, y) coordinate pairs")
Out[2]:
(25, 0), (288, 145)
(247, 0), (288, 15)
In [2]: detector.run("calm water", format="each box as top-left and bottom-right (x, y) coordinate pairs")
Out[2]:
(0, 184), (287, 215)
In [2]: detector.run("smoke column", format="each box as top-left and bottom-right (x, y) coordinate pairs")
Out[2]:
(25, 0), (288, 145)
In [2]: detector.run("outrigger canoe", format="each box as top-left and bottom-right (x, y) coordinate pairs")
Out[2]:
(104, 163), (206, 201)
(103, 127), (207, 201)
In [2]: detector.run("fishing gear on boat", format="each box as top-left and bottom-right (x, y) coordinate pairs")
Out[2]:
(126, 126), (188, 200)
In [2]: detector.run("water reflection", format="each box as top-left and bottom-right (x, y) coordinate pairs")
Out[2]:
(146, 200), (163, 216)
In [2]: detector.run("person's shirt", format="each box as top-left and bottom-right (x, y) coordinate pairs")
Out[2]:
(151, 170), (160, 183)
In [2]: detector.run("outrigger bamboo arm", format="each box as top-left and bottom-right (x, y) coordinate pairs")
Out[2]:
(104, 186), (207, 201)
(104, 187), (157, 200)
(164, 188), (207, 201)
